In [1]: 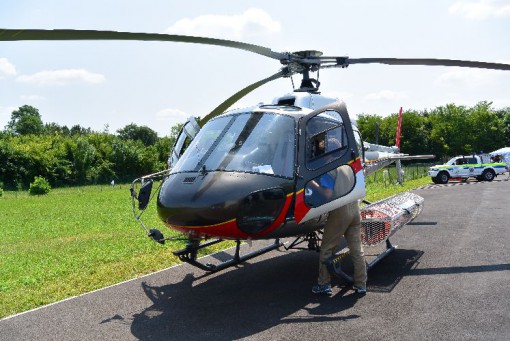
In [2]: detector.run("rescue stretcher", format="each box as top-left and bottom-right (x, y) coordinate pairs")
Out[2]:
(326, 192), (425, 283)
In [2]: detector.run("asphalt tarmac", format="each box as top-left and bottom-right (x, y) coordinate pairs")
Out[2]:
(1, 178), (509, 340)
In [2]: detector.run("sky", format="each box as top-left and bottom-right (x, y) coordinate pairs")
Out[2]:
(1, 0), (509, 137)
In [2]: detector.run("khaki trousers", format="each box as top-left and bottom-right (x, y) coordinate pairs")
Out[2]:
(318, 201), (367, 287)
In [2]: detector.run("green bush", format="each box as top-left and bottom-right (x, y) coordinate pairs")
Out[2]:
(0, 187), (3, 197)
(29, 176), (51, 195)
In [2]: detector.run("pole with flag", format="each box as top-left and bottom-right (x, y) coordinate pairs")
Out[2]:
(396, 107), (404, 184)
(395, 106), (403, 150)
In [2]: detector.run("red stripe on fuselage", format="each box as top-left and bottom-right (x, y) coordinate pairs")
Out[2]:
(165, 219), (249, 240)
(293, 189), (310, 224)
(165, 193), (294, 239)
(349, 157), (363, 173)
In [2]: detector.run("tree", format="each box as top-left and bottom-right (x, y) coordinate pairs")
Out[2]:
(117, 123), (158, 146)
(6, 105), (44, 135)
(154, 137), (173, 166)
(28, 176), (51, 195)
(70, 124), (92, 136)
(356, 114), (383, 144)
(496, 107), (510, 147)
(72, 137), (97, 183)
(110, 139), (143, 181)
(466, 102), (504, 154)
(398, 111), (431, 156)
(44, 122), (70, 136)
(427, 104), (470, 157)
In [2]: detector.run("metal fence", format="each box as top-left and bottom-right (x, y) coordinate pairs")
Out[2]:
(364, 162), (434, 186)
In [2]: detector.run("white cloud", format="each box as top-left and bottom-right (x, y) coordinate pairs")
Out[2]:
(0, 106), (17, 120)
(156, 108), (191, 130)
(0, 58), (17, 78)
(321, 90), (355, 102)
(492, 98), (510, 108)
(165, 8), (281, 39)
(449, 0), (510, 20)
(16, 69), (105, 86)
(435, 67), (500, 86)
(364, 90), (404, 101)
(20, 94), (46, 101)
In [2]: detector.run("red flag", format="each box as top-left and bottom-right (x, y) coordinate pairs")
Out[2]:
(395, 107), (403, 149)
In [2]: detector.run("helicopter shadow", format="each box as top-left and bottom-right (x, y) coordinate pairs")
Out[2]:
(129, 251), (359, 340)
(358, 248), (424, 293)
(122, 246), (423, 340)
(328, 246), (424, 294)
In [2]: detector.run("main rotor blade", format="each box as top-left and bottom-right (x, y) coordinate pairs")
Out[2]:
(0, 28), (286, 60)
(324, 57), (510, 71)
(199, 69), (287, 126)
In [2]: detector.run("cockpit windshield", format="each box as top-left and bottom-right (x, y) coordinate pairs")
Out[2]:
(170, 112), (296, 178)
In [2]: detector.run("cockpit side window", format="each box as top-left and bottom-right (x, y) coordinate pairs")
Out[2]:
(168, 117), (201, 169)
(353, 129), (364, 162)
(306, 110), (348, 170)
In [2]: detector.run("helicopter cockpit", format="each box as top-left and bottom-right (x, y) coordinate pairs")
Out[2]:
(133, 99), (368, 248)
(170, 110), (296, 178)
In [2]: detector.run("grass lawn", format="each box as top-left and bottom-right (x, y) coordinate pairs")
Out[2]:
(0, 176), (431, 318)
(0, 184), (186, 318)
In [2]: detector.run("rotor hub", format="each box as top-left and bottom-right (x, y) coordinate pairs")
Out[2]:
(293, 50), (323, 59)
(279, 50), (324, 93)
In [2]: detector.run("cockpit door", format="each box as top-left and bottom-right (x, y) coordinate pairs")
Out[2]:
(168, 117), (200, 168)
(294, 102), (366, 223)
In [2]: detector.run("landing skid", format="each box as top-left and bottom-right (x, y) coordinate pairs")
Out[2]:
(283, 231), (322, 252)
(173, 238), (282, 272)
(174, 232), (324, 272)
(325, 238), (397, 283)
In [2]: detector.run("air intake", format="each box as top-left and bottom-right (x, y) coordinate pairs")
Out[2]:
(183, 177), (196, 184)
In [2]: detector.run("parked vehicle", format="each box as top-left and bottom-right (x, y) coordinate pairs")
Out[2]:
(428, 155), (508, 184)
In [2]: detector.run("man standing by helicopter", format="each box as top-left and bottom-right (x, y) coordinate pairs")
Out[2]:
(310, 140), (367, 295)
(312, 198), (367, 295)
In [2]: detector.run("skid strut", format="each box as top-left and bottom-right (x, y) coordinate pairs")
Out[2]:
(325, 238), (397, 283)
(284, 231), (322, 252)
(173, 238), (282, 272)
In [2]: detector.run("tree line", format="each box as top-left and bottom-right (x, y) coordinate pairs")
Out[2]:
(1, 102), (509, 190)
(0, 105), (179, 190)
(357, 101), (510, 161)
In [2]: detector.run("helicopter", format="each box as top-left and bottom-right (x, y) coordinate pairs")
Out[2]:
(3, 29), (509, 278)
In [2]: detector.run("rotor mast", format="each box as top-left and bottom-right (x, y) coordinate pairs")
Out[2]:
(283, 50), (324, 93)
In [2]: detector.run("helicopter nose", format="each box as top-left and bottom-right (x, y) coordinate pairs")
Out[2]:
(157, 172), (292, 238)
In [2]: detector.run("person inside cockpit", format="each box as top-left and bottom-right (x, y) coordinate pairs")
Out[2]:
(243, 140), (274, 167)
(240, 139), (274, 175)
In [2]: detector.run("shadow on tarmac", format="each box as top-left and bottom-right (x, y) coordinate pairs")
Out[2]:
(128, 251), (362, 340)
(98, 246), (422, 340)
(408, 263), (510, 276)
(341, 248), (425, 294)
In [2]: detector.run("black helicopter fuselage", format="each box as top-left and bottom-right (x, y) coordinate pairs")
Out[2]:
(157, 95), (366, 240)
